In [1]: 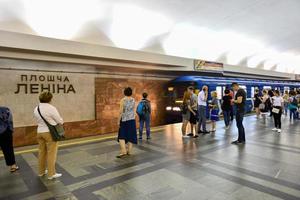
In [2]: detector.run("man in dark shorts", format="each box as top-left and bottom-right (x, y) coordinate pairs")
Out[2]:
(187, 86), (199, 138)
(231, 82), (246, 144)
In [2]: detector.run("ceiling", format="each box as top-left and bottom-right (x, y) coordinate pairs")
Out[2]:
(1, 0), (300, 73)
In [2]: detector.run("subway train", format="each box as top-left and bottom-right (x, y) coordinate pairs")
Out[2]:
(165, 76), (300, 123)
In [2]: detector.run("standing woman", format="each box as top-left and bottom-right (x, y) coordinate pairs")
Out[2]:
(117, 87), (137, 158)
(181, 91), (196, 138)
(0, 106), (19, 173)
(33, 91), (63, 179)
(282, 91), (289, 116)
(209, 91), (220, 132)
(259, 90), (270, 119)
(288, 91), (298, 120)
(253, 89), (262, 117)
(271, 90), (284, 133)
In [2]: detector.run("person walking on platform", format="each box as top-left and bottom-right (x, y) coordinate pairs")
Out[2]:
(268, 90), (274, 117)
(228, 89), (235, 121)
(288, 91), (298, 121)
(33, 92), (63, 179)
(283, 91), (289, 116)
(0, 106), (19, 173)
(222, 89), (232, 129)
(253, 89), (262, 118)
(197, 86), (210, 134)
(231, 82), (246, 145)
(181, 91), (196, 138)
(137, 92), (151, 140)
(187, 86), (199, 138)
(117, 87), (137, 158)
(209, 91), (220, 132)
(271, 90), (284, 133)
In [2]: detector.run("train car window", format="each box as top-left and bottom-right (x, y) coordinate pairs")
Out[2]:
(284, 87), (290, 93)
(216, 86), (222, 99)
(263, 86), (271, 90)
(251, 87), (255, 97)
(240, 85), (247, 93)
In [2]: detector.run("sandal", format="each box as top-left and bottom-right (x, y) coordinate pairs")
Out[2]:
(10, 166), (19, 173)
(116, 154), (127, 158)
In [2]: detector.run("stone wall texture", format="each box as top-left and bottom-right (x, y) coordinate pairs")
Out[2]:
(12, 77), (168, 147)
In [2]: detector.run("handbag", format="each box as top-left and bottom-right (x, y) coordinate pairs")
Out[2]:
(259, 103), (265, 110)
(272, 107), (280, 114)
(37, 106), (65, 141)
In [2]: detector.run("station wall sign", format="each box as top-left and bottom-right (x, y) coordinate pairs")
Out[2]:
(194, 59), (224, 73)
(0, 69), (95, 127)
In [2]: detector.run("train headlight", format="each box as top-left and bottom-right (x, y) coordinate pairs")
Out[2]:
(166, 106), (172, 111)
(172, 107), (181, 111)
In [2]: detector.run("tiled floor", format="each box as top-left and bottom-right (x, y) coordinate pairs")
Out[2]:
(1, 115), (300, 200)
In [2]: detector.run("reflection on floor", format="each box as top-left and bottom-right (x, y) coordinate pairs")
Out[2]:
(1, 115), (300, 200)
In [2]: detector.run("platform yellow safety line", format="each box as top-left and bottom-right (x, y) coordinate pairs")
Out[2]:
(0, 126), (166, 158)
(0, 135), (116, 158)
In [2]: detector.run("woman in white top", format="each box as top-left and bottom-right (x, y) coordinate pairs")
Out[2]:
(271, 90), (284, 133)
(33, 91), (63, 180)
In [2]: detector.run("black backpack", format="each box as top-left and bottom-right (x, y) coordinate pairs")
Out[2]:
(0, 107), (13, 135)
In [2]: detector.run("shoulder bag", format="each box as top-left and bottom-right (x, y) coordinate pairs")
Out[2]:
(37, 106), (65, 141)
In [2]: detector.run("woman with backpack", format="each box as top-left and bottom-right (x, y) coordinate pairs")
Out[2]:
(136, 93), (151, 140)
(181, 91), (196, 138)
(288, 90), (298, 120)
(0, 106), (19, 173)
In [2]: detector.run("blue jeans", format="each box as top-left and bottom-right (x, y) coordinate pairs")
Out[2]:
(236, 111), (245, 142)
(290, 109), (297, 120)
(139, 117), (150, 138)
(223, 110), (231, 127)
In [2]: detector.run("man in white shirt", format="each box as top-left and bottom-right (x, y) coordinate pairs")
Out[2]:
(198, 85), (209, 134)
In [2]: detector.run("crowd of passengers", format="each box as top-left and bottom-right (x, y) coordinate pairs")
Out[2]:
(181, 86), (300, 138)
(0, 85), (299, 180)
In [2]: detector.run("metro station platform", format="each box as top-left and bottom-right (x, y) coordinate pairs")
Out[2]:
(1, 115), (300, 200)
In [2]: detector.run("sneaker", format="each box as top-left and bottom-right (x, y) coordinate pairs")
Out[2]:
(38, 169), (48, 177)
(277, 129), (281, 133)
(48, 173), (62, 180)
(187, 133), (194, 137)
(231, 140), (245, 145)
(182, 135), (190, 139)
(272, 128), (278, 131)
(193, 134), (199, 138)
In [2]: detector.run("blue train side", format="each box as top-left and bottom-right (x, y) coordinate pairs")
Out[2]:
(165, 76), (300, 123)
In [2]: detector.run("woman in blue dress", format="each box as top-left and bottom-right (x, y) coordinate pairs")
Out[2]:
(117, 87), (137, 158)
(209, 91), (220, 132)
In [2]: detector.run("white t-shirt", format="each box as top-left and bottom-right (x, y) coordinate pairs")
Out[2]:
(272, 96), (283, 107)
(34, 103), (64, 133)
(198, 90), (207, 106)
